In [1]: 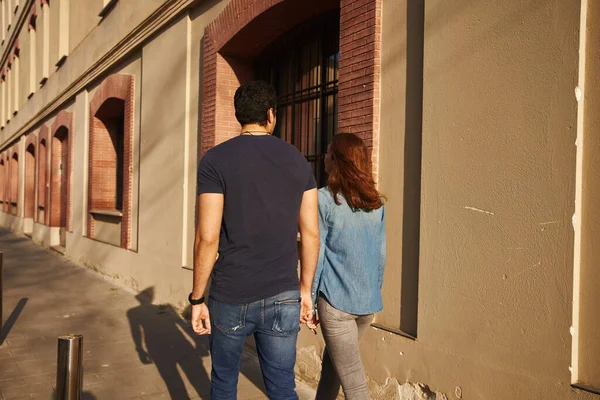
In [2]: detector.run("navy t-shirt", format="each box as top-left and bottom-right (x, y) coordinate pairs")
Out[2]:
(197, 134), (317, 304)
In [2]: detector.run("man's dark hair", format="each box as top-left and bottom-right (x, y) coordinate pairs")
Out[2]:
(234, 81), (277, 127)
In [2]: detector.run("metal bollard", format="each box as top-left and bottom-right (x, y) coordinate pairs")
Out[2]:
(56, 334), (83, 400)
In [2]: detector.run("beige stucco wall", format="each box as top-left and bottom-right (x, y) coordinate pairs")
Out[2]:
(296, 0), (599, 398)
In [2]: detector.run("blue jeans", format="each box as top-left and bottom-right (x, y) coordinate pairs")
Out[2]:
(208, 289), (301, 400)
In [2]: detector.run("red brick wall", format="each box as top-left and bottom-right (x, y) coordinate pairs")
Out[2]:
(38, 125), (49, 224)
(24, 136), (37, 219)
(338, 0), (382, 178)
(201, 0), (382, 177)
(88, 74), (134, 249)
(89, 116), (118, 210)
(50, 110), (73, 230)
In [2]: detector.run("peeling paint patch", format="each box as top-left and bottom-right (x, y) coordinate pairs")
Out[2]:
(295, 345), (322, 385)
(464, 206), (495, 216)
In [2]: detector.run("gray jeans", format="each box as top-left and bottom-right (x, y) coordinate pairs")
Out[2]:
(316, 297), (374, 400)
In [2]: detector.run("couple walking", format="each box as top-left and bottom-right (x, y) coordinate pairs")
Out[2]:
(189, 81), (386, 400)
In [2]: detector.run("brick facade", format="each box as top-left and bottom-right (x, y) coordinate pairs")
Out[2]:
(338, 0), (382, 177)
(88, 74), (134, 249)
(37, 125), (49, 224)
(50, 110), (73, 230)
(24, 134), (37, 219)
(201, 0), (382, 177)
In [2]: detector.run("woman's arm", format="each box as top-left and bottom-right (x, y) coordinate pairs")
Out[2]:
(312, 190), (330, 304)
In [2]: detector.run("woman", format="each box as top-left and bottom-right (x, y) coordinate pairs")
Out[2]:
(312, 133), (386, 400)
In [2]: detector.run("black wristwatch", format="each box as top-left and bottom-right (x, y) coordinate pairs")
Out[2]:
(188, 293), (205, 306)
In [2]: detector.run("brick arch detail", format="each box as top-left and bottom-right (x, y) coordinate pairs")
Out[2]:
(50, 110), (73, 230)
(90, 74), (132, 116)
(24, 134), (37, 220)
(201, 0), (382, 177)
(37, 125), (50, 224)
(25, 133), (37, 151)
(88, 73), (134, 249)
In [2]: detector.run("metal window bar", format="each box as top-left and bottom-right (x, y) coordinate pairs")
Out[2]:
(257, 20), (339, 187)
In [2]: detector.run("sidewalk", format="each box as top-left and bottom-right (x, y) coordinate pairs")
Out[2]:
(0, 228), (316, 399)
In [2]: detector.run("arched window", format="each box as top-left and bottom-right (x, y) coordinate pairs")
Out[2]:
(25, 142), (35, 219)
(92, 98), (124, 211)
(88, 73), (134, 249)
(10, 151), (18, 214)
(50, 111), (72, 238)
(38, 137), (46, 222)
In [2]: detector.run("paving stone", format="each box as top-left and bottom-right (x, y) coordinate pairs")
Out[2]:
(0, 377), (26, 389)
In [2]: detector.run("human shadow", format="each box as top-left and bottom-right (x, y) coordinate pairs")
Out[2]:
(1, 297), (28, 343)
(127, 288), (211, 399)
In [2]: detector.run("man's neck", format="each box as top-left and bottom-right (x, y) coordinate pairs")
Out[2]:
(240, 124), (271, 135)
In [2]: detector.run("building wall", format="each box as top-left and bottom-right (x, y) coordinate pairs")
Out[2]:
(0, 0), (598, 399)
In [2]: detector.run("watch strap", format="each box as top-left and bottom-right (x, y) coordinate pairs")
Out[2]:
(188, 293), (205, 305)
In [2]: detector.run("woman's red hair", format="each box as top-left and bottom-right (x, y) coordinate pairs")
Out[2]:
(327, 133), (384, 211)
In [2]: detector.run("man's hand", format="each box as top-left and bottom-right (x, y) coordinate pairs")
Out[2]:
(300, 294), (313, 325)
(191, 304), (211, 335)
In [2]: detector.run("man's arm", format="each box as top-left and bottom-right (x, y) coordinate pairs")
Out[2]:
(191, 193), (224, 335)
(298, 188), (320, 324)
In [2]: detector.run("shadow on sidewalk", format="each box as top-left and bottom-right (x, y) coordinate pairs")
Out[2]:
(126, 287), (269, 398)
(127, 287), (211, 399)
(1, 297), (28, 343)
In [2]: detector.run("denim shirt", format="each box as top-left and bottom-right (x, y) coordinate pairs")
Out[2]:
(311, 187), (386, 315)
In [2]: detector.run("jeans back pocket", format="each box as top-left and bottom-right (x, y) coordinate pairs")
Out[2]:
(210, 297), (247, 335)
(272, 298), (301, 334)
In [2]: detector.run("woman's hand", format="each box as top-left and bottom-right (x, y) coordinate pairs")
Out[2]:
(306, 313), (319, 335)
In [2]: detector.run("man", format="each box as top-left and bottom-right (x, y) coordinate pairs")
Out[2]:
(189, 80), (320, 400)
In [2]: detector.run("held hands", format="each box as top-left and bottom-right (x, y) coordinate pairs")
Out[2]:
(191, 303), (212, 335)
(300, 294), (319, 335)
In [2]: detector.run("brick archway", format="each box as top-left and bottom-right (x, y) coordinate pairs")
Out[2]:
(201, 0), (382, 175)
(24, 134), (37, 220)
(88, 73), (134, 249)
(50, 110), (73, 230)
(38, 125), (49, 224)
